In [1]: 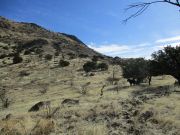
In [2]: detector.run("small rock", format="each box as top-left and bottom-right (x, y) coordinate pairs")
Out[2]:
(61, 99), (79, 105)
(139, 110), (154, 123)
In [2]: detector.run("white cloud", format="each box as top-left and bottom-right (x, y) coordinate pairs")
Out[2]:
(87, 36), (180, 59)
(156, 35), (180, 43)
(88, 44), (129, 54)
(137, 43), (151, 47)
(88, 43), (153, 59)
(156, 41), (180, 49)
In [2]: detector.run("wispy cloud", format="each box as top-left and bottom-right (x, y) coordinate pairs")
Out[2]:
(156, 41), (180, 49)
(88, 35), (180, 59)
(88, 43), (152, 58)
(156, 35), (180, 43)
(88, 44), (129, 54)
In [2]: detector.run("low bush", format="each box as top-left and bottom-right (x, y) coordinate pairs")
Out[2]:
(19, 70), (30, 77)
(44, 54), (53, 61)
(68, 52), (76, 59)
(54, 51), (60, 56)
(24, 50), (31, 55)
(83, 61), (108, 72)
(92, 55), (98, 62)
(79, 54), (89, 58)
(59, 60), (70, 67)
(97, 63), (108, 71)
(0, 54), (7, 59)
(13, 53), (23, 64)
(83, 61), (97, 72)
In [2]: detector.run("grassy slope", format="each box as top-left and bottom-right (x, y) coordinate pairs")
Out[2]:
(0, 53), (179, 134)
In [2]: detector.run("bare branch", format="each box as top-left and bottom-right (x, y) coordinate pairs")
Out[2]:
(123, 0), (180, 23)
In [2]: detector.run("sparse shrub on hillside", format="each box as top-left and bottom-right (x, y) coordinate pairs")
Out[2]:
(24, 50), (31, 55)
(67, 52), (76, 59)
(15, 38), (47, 53)
(44, 54), (53, 61)
(54, 51), (60, 56)
(23, 38), (48, 49)
(19, 70), (30, 77)
(35, 48), (43, 54)
(13, 53), (23, 64)
(97, 63), (108, 71)
(79, 54), (89, 58)
(92, 55), (99, 62)
(2, 60), (7, 65)
(53, 42), (62, 52)
(83, 61), (108, 72)
(59, 60), (70, 67)
(2, 46), (8, 50)
(92, 55), (105, 62)
(0, 54), (7, 59)
(83, 61), (97, 72)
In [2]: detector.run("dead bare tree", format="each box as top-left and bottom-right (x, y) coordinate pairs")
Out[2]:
(124, 0), (180, 23)
(70, 63), (75, 88)
(81, 82), (91, 95)
(100, 85), (106, 97)
(0, 86), (10, 108)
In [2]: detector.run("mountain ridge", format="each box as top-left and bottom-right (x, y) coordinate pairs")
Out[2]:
(0, 16), (107, 59)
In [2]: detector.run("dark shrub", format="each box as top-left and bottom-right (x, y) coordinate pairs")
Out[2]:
(24, 50), (31, 55)
(121, 58), (149, 84)
(68, 52), (76, 59)
(59, 60), (70, 67)
(22, 39), (48, 49)
(35, 48), (43, 54)
(0, 54), (7, 59)
(2, 46), (8, 50)
(54, 51), (60, 56)
(53, 42), (62, 51)
(83, 61), (97, 72)
(79, 54), (88, 58)
(92, 55), (98, 62)
(44, 54), (53, 61)
(97, 63), (108, 71)
(92, 55), (105, 61)
(19, 70), (30, 77)
(13, 53), (23, 64)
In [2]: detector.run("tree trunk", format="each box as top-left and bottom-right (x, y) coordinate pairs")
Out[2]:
(148, 76), (152, 86)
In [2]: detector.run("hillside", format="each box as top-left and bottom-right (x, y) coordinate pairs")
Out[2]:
(0, 16), (106, 62)
(0, 17), (179, 135)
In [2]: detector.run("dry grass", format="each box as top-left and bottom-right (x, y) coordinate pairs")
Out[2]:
(0, 55), (179, 134)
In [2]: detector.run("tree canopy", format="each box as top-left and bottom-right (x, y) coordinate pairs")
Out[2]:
(151, 46), (180, 84)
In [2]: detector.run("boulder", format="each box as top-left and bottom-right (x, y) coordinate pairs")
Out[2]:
(61, 99), (79, 106)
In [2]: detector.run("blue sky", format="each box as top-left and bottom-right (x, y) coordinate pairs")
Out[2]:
(0, 0), (180, 58)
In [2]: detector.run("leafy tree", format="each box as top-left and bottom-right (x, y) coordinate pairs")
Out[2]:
(121, 58), (149, 84)
(151, 46), (180, 84)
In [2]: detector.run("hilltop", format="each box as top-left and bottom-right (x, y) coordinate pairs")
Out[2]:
(0, 16), (107, 62)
